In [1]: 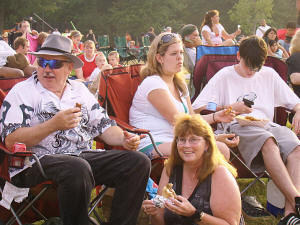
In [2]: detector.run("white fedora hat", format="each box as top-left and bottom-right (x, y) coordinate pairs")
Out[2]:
(30, 34), (83, 69)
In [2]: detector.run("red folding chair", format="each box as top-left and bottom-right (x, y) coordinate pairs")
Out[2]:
(98, 64), (167, 183)
(0, 78), (107, 225)
(0, 84), (60, 225)
(0, 77), (27, 93)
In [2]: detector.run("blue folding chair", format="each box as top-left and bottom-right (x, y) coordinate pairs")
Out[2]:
(196, 45), (239, 63)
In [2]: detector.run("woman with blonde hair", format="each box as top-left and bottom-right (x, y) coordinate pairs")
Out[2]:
(75, 40), (98, 80)
(142, 114), (241, 225)
(287, 30), (300, 98)
(201, 10), (241, 46)
(129, 33), (238, 160)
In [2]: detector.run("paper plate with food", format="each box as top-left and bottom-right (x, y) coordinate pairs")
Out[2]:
(235, 115), (269, 127)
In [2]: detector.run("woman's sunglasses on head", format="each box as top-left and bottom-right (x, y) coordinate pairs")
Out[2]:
(37, 57), (71, 69)
(158, 33), (180, 46)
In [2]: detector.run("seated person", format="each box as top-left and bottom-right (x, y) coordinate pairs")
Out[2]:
(278, 22), (297, 53)
(2, 32), (9, 44)
(85, 29), (97, 44)
(179, 24), (202, 73)
(88, 52), (111, 82)
(0, 37), (36, 78)
(268, 39), (284, 59)
(19, 20), (38, 65)
(0, 34), (150, 225)
(88, 53), (112, 96)
(129, 33), (239, 160)
(69, 30), (83, 55)
(108, 51), (122, 68)
(36, 32), (48, 52)
(128, 40), (140, 57)
(263, 27), (289, 59)
(201, 10), (241, 46)
(75, 40), (98, 80)
(142, 114), (241, 225)
(256, 19), (271, 38)
(287, 30), (300, 98)
(192, 36), (300, 224)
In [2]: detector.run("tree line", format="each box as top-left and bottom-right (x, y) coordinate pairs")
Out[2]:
(0, 0), (297, 40)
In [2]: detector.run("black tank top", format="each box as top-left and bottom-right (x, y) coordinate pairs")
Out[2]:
(164, 165), (212, 225)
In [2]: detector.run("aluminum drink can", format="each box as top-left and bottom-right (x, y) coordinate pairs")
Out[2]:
(12, 142), (26, 153)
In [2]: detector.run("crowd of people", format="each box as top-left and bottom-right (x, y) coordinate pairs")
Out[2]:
(0, 9), (300, 225)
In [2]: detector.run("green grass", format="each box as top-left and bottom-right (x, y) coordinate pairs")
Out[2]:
(238, 178), (280, 225)
(33, 179), (282, 225)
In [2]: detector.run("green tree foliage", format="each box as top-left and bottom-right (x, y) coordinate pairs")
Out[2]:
(272, 0), (297, 29)
(228, 0), (274, 35)
(182, 0), (239, 32)
(105, 0), (187, 37)
(0, 0), (63, 31)
(1, 0), (297, 41)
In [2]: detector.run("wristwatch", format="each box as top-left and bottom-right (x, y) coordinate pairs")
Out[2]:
(190, 209), (204, 222)
(182, 209), (204, 223)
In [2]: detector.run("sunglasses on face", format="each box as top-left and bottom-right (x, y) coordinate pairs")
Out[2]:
(37, 57), (71, 69)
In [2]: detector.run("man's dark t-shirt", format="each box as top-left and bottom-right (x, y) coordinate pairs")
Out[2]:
(287, 52), (300, 97)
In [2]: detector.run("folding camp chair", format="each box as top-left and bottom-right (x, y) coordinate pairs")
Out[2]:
(0, 78), (109, 225)
(189, 45), (240, 97)
(138, 35), (151, 62)
(195, 45), (240, 63)
(0, 77), (27, 93)
(97, 35), (111, 57)
(0, 83), (59, 225)
(98, 64), (167, 183)
(113, 36), (137, 65)
(192, 54), (289, 194)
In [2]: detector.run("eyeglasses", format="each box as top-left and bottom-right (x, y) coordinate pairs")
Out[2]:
(37, 57), (71, 69)
(176, 137), (203, 145)
(158, 33), (179, 47)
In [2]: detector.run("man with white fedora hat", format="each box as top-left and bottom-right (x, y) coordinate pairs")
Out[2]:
(0, 34), (151, 225)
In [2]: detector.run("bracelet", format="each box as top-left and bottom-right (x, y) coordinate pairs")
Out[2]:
(181, 210), (204, 223)
(213, 113), (216, 123)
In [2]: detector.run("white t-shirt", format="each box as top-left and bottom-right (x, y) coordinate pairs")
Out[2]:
(192, 65), (300, 121)
(256, 25), (271, 38)
(0, 40), (15, 67)
(129, 75), (189, 150)
(185, 47), (196, 66)
(201, 24), (224, 45)
(88, 67), (101, 82)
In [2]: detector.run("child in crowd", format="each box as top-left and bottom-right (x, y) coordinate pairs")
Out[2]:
(69, 30), (83, 55)
(88, 53), (112, 96)
(88, 53), (112, 82)
(268, 39), (284, 59)
(128, 40), (140, 57)
(108, 51), (122, 68)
